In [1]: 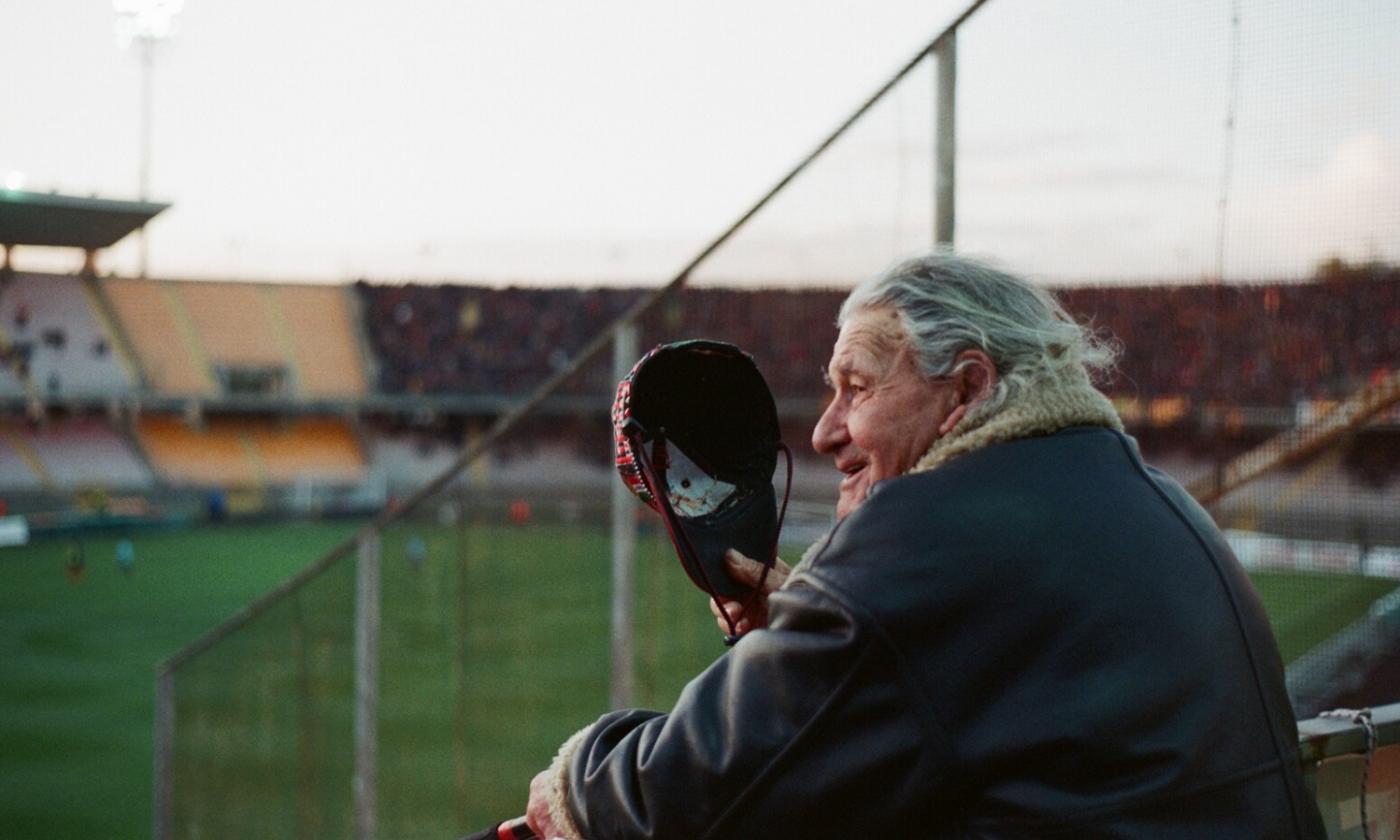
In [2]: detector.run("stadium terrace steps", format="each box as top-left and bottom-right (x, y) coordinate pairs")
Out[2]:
(0, 325), (31, 398)
(0, 273), (135, 398)
(0, 422), (51, 489)
(139, 416), (259, 486)
(79, 275), (143, 389)
(246, 418), (365, 484)
(177, 281), (285, 369)
(271, 284), (368, 397)
(19, 415), (154, 489)
(137, 415), (364, 488)
(104, 278), (214, 395)
(100, 278), (369, 399)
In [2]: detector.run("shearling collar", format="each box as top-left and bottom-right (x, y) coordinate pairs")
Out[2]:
(911, 367), (1123, 475)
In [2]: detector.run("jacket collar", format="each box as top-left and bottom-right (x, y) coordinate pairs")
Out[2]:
(910, 366), (1123, 476)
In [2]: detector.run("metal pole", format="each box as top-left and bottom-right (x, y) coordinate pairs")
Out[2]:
(610, 324), (639, 710)
(452, 483), (471, 825)
(293, 593), (316, 835)
(353, 532), (381, 840)
(152, 668), (174, 840)
(139, 36), (153, 277)
(934, 31), (957, 247)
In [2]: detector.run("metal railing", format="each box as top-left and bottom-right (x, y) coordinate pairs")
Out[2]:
(1299, 702), (1400, 838)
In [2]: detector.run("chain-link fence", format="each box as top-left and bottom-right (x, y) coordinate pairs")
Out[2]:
(154, 0), (1399, 836)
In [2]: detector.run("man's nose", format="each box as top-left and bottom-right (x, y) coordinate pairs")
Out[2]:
(811, 398), (848, 455)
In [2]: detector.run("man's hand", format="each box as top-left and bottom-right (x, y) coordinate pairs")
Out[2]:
(709, 549), (791, 637)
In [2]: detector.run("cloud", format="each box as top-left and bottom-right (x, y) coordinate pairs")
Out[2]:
(1226, 132), (1400, 273)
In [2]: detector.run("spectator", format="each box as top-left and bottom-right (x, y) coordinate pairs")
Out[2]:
(524, 252), (1324, 839)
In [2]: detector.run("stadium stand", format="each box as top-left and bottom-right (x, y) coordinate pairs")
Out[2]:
(356, 283), (843, 398)
(247, 417), (365, 484)
(101, 277), (369, 399)
(346, 275), (1400, 519)
(17, 414), (153, 490)
(356, 272), (1399, 411)
(1061, 268), (1400, 406)
(136, 414), (363, 488)
(364, 412), (608, 495)
(178, 282), (285, 367)
(357, 283), (638, 396)
(3, 268), (1395, 498)
(138, 415), (260, 486)
(103, 278), (214, 395)
(0, 419), (48, 490)
(0, 272), (136, 398)
(271, 284), (368, 398)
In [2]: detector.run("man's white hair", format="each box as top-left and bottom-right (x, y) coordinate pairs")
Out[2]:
(839, 252), (1118, 415)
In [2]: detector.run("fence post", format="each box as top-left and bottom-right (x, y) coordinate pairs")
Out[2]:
(152, 667), (174, 840)
(610, 324), (639, 710)
(453, 485), (471, 825)
(934, 29), (957, 247)
(293, 592), (316, 835)
(354, 531), (381, 840)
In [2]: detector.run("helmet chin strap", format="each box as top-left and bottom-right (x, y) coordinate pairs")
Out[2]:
(624, 422), (793, 647)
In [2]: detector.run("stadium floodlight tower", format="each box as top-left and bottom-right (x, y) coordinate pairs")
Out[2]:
(113, 0), (181, 278)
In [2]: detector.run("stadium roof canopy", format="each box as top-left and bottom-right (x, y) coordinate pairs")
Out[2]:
(0, 189), (170, 250)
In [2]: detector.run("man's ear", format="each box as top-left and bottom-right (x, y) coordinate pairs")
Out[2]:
(956, 349), (998, 403)
(937, 350), (998, 436)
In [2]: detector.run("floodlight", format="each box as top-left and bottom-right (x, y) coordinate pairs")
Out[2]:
(113, 0), (183, 47)
(113, 0), (181, 277)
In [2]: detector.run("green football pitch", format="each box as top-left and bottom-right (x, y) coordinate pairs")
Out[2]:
(0, 520), (1394, 838)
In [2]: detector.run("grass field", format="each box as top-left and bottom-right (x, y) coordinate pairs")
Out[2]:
(0, 522), (364, 840)
(1, 520), (1395, 839)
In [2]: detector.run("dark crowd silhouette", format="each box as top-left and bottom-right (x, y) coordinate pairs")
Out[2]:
(358, 265), (1399, 408)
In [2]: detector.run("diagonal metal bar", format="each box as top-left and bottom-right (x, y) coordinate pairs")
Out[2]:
(1188, 368), (1400, 507)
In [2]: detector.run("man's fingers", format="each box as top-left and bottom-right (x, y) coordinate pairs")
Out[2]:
(724, 549), (767, 586)
(709, 598), (742, 619)
(710, 598), (748, 635)
(713, 612), (750, 636)
(725, 549), (790, 591)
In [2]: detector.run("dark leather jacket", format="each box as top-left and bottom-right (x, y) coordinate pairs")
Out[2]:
(564, 428), (1326, 838)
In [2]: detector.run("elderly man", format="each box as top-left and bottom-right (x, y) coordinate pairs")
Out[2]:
(526, 253), (1324, 838)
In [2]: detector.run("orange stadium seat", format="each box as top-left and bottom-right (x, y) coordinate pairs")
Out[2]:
(271, 285), (367, 397)
(102, 279), (213, 395)
(177, 282), (285, 367)
(138, 416), (259, 486)
(138, 415), (364, 487)
(107, 279), (367, 399)
(248, 417), (365, 484)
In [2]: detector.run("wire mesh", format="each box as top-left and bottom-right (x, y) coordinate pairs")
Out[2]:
(373, 504), (616, 835)
(158, 0), (1400, 836)
(168, 550), (357, 837)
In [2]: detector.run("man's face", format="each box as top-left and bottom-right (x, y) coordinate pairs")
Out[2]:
(813, 306), (960, 519)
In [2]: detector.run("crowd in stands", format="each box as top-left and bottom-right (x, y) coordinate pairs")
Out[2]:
(3, 266), (1391, 410)
(358, 283), (847, 398)
(359, 268), (1399, 409)
(1061, 266), (1400, 406)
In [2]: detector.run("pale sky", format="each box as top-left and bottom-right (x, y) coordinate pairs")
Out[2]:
(3, 0), (1398, 286)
